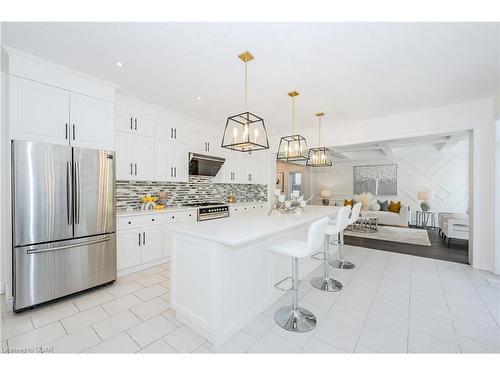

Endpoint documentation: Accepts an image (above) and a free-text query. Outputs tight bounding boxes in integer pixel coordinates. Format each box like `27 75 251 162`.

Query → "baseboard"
117 257 169 277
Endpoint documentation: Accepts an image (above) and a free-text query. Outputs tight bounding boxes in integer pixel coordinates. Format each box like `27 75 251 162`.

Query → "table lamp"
320 190 332 206
418 190 435 211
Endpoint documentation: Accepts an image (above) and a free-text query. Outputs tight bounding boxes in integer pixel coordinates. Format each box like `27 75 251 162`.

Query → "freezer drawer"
14 233 116 311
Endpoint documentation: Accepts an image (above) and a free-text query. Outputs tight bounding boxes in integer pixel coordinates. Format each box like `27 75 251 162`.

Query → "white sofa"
359 204 410 227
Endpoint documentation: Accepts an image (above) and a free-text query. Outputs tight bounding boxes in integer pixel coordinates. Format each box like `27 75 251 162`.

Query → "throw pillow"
378 200 389 211
344 199 354 207
369 202 381 211
389 201 401 213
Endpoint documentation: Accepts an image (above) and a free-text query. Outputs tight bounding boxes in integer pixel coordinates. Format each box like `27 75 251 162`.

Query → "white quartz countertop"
169 205 340 246
116 201 268 218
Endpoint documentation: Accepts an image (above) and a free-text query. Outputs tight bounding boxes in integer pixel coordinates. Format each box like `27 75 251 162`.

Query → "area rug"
344 226 431 246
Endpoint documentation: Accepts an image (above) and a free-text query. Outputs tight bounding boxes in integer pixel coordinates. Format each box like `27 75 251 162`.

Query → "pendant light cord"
318 115 321 146
292 96 295 134
244 59 248 112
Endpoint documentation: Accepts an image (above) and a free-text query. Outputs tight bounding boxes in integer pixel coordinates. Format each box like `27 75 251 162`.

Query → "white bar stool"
310 207 350 292
270 216 330 333
329 202 361 270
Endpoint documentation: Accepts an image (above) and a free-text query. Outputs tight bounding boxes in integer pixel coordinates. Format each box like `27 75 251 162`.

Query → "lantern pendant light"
306 112 332 167
276 91 309 162
221 51 270 152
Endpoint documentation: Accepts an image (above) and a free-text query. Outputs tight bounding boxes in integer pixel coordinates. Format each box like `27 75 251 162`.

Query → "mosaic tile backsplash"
116 176 268 210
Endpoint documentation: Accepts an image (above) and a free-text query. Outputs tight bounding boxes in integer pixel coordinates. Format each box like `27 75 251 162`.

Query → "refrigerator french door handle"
143 232 146 245
26 235 111 254
74 161 81 224
66 161 73 225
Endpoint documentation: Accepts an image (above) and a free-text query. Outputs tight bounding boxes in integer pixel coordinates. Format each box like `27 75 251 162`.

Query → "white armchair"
442 216 469 247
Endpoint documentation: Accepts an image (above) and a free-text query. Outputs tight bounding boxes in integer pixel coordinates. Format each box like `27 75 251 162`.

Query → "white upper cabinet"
115 131 134 180
115 131 155 181
133 135 155 181
154 138 188 182
154 138 172 181
9 76 70 146
69 92 113 150
188 130 221 156
7 50 116 150
115 110 155 137
156 120 186 143
172 142 189 182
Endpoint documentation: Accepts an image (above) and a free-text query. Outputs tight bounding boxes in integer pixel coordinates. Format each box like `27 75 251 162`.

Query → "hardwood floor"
344 227 469 264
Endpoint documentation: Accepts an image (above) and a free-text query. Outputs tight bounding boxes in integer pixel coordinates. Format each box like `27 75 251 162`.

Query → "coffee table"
353 216 379 232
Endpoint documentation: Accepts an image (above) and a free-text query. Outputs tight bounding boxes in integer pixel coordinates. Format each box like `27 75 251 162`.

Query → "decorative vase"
420 201 430 211
322 198 330 206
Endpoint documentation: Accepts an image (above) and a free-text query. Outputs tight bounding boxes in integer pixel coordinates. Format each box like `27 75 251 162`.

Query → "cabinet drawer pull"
174 128 177 139
72 124 76 141
138 233 141 246
130 117 133 129
151 218 155 222
130 163 133 175
135 163 137 176
65 123 68 139
135 118 137 130
171 128 173 138
171 216 175 219
128 221 131 224
143 232 146 245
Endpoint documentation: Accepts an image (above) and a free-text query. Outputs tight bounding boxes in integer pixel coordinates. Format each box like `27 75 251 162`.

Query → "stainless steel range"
183 202 229 221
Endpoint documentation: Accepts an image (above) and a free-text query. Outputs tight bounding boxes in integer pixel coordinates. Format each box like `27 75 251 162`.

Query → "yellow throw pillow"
389 201 401 213
344 199 354 207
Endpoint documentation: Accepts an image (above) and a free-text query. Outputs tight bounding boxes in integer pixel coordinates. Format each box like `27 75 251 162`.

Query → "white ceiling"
330 131 470 161
2 22 499 135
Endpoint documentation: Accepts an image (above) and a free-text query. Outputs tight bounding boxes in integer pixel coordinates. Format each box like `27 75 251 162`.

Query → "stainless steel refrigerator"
12 140 116 311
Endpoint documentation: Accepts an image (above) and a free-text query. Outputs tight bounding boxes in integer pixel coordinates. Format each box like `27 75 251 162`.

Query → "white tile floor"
2 245 500 353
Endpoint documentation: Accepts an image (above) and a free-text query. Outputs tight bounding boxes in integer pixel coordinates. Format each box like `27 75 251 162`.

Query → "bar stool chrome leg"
310 235 343 292
329 230 355 269
274 257 317 332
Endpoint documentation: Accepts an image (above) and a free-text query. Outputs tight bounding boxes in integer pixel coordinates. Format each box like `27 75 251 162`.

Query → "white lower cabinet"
117 227 142 270
140 224 163 263
117 210 196 275
117 222 163 272
230 203 267 215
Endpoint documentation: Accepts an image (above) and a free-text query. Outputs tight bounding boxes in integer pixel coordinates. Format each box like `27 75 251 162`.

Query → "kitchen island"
169 205 340 347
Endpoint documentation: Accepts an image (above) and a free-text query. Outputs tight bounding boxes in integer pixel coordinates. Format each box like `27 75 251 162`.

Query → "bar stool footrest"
274 276 301 292
310 251 327 261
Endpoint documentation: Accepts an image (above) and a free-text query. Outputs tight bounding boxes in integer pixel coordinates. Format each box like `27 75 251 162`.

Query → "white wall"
0 22 3 295
311 146 469 224
496 120 500 274
301 98 496 273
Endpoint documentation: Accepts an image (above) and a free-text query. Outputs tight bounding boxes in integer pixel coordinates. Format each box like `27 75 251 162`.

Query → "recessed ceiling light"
115 61 123 68
272 128 276 132
196 96 202 101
